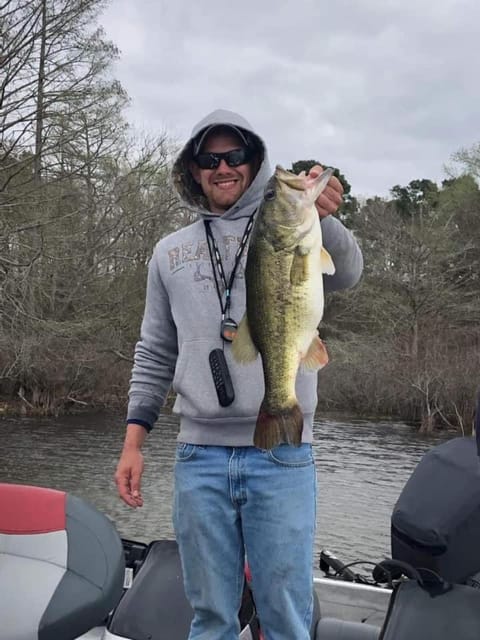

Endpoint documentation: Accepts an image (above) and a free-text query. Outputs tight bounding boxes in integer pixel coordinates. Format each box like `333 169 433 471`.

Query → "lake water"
0 412 451 566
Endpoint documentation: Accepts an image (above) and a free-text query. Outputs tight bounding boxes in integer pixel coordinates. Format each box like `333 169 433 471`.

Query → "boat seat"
109 540 194 640
109 539 259 640
0 483 125 640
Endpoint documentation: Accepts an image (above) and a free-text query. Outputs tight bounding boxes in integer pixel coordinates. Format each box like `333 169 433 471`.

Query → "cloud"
100 0 480 196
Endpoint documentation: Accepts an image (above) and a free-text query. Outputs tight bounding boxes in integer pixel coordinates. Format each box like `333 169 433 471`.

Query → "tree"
390 179 439 219
450 142 480 181
1 1 115 184
0 0 187 413
318 169 480 433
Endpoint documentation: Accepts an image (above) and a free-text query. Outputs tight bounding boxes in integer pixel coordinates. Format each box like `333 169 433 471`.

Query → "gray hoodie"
127 109 363 445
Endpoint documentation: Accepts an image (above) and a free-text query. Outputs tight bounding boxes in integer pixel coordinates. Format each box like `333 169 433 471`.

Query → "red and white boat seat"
0 483 125 640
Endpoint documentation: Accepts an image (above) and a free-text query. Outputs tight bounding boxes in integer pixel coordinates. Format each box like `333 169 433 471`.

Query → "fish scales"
246 244 317 406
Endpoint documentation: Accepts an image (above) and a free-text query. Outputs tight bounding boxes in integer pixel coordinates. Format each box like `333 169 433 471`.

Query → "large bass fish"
232 166 335 449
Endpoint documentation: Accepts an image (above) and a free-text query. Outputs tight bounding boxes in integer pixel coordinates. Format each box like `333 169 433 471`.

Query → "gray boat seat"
109 539 260 639
0 483 125 640
316 617 380 639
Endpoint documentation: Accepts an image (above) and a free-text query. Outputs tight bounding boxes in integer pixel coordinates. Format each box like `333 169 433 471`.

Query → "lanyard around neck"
204 210 256 322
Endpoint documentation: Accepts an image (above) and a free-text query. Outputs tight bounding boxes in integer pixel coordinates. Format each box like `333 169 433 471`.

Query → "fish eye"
264 188 276 201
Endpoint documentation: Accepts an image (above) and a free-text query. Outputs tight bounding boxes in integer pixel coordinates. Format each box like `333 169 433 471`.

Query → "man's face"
190 131 254 214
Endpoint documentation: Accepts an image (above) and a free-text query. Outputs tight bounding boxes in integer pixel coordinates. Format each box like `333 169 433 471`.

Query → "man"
115 109 363 640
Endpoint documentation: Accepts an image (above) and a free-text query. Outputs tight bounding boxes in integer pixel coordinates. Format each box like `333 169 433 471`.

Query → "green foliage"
390 179 440 218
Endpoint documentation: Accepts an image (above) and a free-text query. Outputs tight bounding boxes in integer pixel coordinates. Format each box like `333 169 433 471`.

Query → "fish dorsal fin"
231 314 258 363
321 247 335 275
300 334 329 371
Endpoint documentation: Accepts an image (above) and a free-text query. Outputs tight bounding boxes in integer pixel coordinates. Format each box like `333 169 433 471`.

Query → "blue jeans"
173 444 317 640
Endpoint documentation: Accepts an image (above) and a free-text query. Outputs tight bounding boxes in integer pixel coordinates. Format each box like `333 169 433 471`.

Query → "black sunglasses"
194 147 253 170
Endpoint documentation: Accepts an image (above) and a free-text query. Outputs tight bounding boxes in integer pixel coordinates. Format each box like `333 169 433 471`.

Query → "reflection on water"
0 412 451 564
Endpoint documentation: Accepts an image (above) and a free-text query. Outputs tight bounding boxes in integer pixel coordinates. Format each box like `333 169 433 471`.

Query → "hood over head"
172 109 272 218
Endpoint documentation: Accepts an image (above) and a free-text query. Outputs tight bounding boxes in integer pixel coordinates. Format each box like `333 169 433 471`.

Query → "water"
0 412 451 565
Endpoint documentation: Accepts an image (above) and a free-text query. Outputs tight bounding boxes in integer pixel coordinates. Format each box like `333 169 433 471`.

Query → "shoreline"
0 399 463 438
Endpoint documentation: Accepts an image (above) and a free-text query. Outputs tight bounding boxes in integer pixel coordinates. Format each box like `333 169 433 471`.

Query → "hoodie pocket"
172 339 264 420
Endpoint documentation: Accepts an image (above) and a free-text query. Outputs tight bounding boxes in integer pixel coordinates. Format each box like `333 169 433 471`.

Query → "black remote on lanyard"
209 349 235 407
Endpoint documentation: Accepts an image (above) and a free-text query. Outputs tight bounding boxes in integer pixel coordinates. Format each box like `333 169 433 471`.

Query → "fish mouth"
274 165 305 191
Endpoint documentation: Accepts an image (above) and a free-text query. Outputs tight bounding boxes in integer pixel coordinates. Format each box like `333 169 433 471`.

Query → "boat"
2 427 480 640
0 478 388 640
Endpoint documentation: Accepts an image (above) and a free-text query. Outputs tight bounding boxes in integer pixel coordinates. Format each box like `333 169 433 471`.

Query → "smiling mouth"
214 180 238 190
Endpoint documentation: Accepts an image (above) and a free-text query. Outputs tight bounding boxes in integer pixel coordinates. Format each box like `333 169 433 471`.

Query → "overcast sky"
100 0 479 197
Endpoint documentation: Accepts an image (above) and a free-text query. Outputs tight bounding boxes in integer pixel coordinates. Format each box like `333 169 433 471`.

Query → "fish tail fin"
254 402 304 449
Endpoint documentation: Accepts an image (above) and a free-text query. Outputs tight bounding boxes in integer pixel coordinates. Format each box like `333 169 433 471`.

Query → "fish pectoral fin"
290 252 308 285
321 247 335 275
231 315 259 363
300 334 329 371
